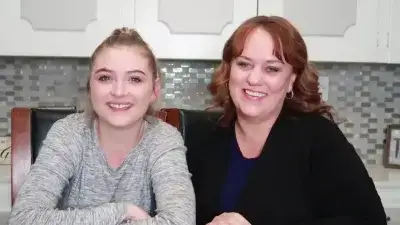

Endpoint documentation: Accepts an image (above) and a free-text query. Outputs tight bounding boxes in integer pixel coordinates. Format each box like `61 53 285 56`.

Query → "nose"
246 68 263 86
110 80 128 97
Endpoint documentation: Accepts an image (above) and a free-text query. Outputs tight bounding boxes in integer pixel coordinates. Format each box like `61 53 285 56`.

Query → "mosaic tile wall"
0 57 399 165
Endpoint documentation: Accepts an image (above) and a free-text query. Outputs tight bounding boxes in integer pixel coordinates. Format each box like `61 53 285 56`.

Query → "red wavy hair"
207 15 335 125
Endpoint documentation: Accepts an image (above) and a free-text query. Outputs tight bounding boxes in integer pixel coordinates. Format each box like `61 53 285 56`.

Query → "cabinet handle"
387 32 390 48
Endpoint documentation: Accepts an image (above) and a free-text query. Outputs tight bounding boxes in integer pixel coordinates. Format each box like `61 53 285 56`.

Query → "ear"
151 77 161 103
287 73 297 92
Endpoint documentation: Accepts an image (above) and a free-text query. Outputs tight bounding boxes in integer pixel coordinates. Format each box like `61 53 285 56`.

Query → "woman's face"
89 46 159 129
229 27 296 121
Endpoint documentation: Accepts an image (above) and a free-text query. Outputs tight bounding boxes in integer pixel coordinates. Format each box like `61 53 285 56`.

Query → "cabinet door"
387 0 400 63
258 0 383 63
135 0 257 60
0 0 135 57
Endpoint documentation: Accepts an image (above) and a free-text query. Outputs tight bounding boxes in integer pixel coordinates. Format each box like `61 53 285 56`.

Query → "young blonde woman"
9 28 195 225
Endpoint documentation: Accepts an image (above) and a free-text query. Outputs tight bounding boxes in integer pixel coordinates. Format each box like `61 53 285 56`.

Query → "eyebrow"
239 56 283 64
93 67 146 75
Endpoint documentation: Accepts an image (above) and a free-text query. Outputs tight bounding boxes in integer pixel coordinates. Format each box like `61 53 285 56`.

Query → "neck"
235 107 283 141
97 118 144 153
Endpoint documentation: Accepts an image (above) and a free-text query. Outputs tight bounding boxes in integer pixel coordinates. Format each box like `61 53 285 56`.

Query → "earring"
286 90 294 99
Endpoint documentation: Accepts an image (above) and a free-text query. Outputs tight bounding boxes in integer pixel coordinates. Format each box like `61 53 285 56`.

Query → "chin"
238 106 264 119
97 113 139 129
105 119 137 129
241 111 263 119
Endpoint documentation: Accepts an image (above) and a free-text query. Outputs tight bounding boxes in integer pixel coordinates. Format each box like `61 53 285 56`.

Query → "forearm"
148 149 196 225
10 172 128 225
123 214 192 225
9 145 128 224
9 202 127 225
120 189 195 225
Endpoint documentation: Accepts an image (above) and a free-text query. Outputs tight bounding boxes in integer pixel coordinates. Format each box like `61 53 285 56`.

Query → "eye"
265 66 280 73
129 76 141 83
236 61 252 69
98 75 111 82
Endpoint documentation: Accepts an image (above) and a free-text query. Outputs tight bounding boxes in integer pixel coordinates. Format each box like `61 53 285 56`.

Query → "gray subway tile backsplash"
0 57 399 165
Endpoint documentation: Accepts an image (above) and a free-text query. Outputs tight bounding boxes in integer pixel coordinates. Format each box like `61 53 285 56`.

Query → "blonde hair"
83 27 159 121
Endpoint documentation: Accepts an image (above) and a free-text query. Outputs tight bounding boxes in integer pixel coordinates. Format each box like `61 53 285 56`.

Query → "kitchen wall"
0 57 399 165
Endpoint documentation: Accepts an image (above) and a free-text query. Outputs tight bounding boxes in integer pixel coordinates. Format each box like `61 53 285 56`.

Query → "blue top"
219 139 257 212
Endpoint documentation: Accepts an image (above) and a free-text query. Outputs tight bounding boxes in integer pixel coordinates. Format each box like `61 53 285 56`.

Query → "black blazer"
187 108 387 225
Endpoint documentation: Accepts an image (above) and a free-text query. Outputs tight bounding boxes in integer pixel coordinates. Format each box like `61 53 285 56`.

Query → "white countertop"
366 165 400 187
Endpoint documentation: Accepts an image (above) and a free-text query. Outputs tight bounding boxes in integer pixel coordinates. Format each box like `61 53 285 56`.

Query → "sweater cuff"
113 202 128 224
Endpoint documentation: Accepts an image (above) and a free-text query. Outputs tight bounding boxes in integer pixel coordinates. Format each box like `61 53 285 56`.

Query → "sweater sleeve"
125 124 196 225
309 117 387 225
8 115 128 225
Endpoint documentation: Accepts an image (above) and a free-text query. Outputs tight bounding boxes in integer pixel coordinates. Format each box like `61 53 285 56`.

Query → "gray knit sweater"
8 113 196 225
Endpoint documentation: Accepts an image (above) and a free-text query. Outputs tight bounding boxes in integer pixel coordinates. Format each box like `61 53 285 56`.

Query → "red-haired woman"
187 16 387 225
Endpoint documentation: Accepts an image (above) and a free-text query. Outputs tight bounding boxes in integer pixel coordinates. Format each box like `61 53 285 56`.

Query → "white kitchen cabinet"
383 0 400 64
134 0 257 60
0 0 136 57
258 0 384 63
2 0 396 63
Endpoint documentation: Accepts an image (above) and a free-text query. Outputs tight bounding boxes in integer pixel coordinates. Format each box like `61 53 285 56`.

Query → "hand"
125 204 150 221
207 212 251 225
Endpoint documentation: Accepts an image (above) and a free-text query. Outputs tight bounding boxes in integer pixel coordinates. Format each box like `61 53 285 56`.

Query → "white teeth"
245 90 266 97
108 103 131 109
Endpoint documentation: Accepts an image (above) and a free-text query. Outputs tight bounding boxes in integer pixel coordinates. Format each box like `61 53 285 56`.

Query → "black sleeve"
309 117 387 225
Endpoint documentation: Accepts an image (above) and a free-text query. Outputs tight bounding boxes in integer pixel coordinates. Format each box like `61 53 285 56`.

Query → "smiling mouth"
243 89 267 99
107 103 133 111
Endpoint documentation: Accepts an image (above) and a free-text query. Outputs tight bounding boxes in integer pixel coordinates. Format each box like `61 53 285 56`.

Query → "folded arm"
9 118 128 225
125 147 196 225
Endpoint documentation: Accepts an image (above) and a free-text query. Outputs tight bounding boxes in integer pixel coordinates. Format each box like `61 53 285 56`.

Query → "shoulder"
275 110 348 152
35 113 88 167
303 113 343 138
185 121 233 165
49 112 89 136
148 119 184 146
287 111 354 155
279 111 360 171
43 112 89 149
283 110 340 136
142 118 185 160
